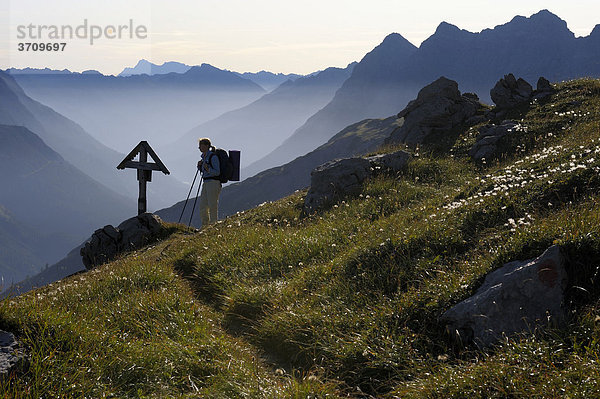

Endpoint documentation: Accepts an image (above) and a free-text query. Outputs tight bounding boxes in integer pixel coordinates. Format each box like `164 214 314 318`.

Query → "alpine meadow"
2 6 600 399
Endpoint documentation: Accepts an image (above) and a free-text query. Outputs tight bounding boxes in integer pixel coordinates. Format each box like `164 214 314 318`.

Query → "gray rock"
533 77 555 100
0 330 25 374
117 213 163 250
441 245 568 348
80 213 165 270
303 157 372 213
367 150 411 173
536 77 552 93
303 150 411 213
490 73 533 110
469 121 521 161
387 77 481 145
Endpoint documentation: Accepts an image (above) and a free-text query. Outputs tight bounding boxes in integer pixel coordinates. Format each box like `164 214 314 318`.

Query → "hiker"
197 137 222 226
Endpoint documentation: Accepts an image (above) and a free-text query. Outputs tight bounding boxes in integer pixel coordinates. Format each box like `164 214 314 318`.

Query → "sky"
1 0 599 76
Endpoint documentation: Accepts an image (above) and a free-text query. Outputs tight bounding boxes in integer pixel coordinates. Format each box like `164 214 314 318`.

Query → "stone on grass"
0 330 25 375
303 157 372 214
441 245 568 348
386 77 481 145
80 213 164 270
367 150 411 173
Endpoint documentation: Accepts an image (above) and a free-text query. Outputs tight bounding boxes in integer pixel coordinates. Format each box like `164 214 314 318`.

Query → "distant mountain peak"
380 32 417 48
119 60 192 77
530 9 564 22
362 32 417 62
491 9 573 38
435 21 461 33
5 67 72 75
134 59 151 67
198 63 219 71
431 21 474 39
522 9 569 30
419 21 474 49
183 64 220 76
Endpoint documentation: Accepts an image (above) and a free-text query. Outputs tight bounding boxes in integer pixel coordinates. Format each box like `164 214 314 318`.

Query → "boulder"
469 120 521 161
303 157 372 214
533 77 555 100
80 213 164 270
81 225 121 268
386 77 481 145
303 151 411 213
0 330 26 375
441 245 568 348
367 150 411 173
490 73 533 110
117 213 164 250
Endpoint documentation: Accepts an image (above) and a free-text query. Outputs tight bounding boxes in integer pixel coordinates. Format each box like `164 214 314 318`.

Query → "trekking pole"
188 175 203 227
178 168 199 224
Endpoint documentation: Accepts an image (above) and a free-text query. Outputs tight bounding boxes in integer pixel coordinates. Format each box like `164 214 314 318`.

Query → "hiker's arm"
204 154 220 177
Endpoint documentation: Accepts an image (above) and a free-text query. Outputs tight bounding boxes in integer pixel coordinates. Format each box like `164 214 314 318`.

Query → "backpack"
209 149 236 183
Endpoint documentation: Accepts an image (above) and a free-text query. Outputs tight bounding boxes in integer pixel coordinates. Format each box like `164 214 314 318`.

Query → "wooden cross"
117 141 170 215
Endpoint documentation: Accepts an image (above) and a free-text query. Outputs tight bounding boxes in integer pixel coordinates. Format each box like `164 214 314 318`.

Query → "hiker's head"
198 137 213 153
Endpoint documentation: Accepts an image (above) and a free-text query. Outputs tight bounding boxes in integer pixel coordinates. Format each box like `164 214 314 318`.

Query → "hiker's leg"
198 183 210 227
205 180 222 224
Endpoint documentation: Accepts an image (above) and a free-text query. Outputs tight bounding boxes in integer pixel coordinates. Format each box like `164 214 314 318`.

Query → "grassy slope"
2 79 600 397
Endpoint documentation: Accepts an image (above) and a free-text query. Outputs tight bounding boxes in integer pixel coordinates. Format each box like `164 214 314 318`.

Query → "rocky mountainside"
0 125 132 284
0 204 45 288
402 9 600 98
3 76 600 397
157 74 491 226
247 33 418 174
248 10 600 176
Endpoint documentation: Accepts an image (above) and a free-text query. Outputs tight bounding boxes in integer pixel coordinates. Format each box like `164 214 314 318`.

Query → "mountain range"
235 71 305 92
3 73 600 396
0 70 186 208
116 60 303 91
118 59 192 76
5 9 600 294
8 64 266 153
162 63 356 180
160 10 600 227
247 10 600 174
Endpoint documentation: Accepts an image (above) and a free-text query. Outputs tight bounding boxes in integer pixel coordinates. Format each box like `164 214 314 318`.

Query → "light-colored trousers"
199 179 222 226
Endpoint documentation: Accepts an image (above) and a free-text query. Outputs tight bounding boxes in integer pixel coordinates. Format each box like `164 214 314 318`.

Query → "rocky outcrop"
489 74 555 117
303 158 372 214
490 73 533 110
303 150 410 213
386 77 481 145
0 330 25 375
469 120 525 161
441 245 568 348
533 77 555 100
366 150 411 173
80 213 165 270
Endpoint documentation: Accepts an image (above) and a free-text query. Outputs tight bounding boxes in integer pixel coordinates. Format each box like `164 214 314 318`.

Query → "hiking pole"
188 175 203 227
178 168 199 224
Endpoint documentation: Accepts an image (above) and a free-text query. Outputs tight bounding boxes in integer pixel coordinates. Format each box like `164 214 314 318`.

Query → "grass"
2 78 600 397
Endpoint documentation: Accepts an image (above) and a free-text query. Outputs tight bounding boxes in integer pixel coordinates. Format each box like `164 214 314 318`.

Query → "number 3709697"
18 43 67 51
